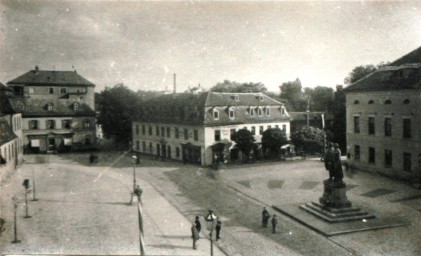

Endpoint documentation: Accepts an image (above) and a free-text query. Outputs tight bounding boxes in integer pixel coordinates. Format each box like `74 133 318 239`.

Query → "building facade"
344 46 421 181
132 92 291 165
7 66 96 153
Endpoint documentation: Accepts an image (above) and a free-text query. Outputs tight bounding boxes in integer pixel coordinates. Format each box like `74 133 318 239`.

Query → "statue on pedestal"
324 142 344 184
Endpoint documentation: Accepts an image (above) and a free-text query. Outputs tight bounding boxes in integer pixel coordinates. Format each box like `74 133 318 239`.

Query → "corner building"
132 92 291 166
344 46 421 180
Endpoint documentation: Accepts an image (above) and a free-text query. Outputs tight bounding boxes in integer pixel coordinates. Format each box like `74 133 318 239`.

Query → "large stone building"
344 46 421 181
6 66 96 153
132 91 291 165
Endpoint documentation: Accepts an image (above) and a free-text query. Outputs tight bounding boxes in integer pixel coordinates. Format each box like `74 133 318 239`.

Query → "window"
184 128 188 140
176 147 180 158
167 127 171 138
83 119 91 128
354 145 360 160
251 126 256 135
234 95 239 101
368 100 374 104
136 125 139 135
142 141 146 151
281 107 286 115
259 96 264 101
29 88 34 94
47 103 53 111
354 116 360 133
369 147 375 164
368 117 375 135
213 109 219 120
149 142 153 153
49 88 54 94
148 126 152 135
73 103 79 111
229 108 235 119
275 125 279 129
259 126 264 135
384 150 392 167
230 128 236 140
62 120 71 129
214 130 221 141
60 87 67 94
142 125 145 135
403 118 411 138
161 127 165 137
46 120 55 129
194 130 199 141
156 126 160 136
175 128 180 139
167 145 171 159
136 141 140 151
384 99 392 104
266 107 270 116
403 99 410 104
354 100 359 104
30 120 38 129
403 153 411 172
250 108 255 116
384 118 392 137
84 135 91 145
258 108 263 116
282 124 286 131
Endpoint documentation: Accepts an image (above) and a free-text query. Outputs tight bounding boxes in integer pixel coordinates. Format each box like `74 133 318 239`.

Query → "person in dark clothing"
191 223 199 250
262 207 270 227
271 215 278 234
195 216 201 238
215 220 222 240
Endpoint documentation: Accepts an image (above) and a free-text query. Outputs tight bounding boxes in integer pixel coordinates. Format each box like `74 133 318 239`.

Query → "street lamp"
205 209 217 256
31 167 38 201
132 155 137 192
134 185 145 255
11 196 20 243
22 179 31 218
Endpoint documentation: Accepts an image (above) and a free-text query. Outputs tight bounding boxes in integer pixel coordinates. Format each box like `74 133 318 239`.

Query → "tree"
279 78 307 111
291 126 325 155
344 62 389 85
261 128 288 158
304 86 334 112
325 85 346 153
97 84 140 146
232 128 256 162
211 80 267 93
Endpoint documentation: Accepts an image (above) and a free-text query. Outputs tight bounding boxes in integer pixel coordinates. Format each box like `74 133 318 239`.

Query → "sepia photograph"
0 0 420 255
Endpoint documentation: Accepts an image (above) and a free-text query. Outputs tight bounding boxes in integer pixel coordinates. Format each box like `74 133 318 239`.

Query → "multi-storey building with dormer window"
132 91 291 165
6 66 96 153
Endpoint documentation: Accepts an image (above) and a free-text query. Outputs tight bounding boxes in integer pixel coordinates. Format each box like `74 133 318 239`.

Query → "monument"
299 143 375 223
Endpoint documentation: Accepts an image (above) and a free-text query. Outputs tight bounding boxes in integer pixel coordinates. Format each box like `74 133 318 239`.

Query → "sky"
0 0 420 93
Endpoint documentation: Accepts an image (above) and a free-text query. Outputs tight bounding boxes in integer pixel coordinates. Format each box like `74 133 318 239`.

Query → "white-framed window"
234 95 239 101
73 103 79 111
49 88 54 94
281 107 286 115
213 109 219 120
266 107 270 116
258 107 263 116
28 88 34 94
83 119 91 128
47 103 53 111
60 87 67 94
229 107 235 119
250 107 255 116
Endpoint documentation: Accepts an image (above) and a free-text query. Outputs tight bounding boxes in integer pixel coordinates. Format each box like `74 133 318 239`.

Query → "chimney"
173 73 176 94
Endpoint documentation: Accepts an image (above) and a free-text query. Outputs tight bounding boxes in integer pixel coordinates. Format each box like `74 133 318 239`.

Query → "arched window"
403 99 410 104
384 99 392 104
368 100 374 104
353 100 359 104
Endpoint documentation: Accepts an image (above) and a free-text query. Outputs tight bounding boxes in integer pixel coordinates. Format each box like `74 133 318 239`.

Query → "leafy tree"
291 125 325 154
232 128 256 162
211 80 267 93
324 85 346 152
304 86 334 112
97 84 140 145
262 128 288 158
279 78 307 111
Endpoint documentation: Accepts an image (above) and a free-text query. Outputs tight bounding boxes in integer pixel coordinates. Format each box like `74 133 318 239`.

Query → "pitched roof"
9 98 96 117
289 112 326 121
7 69 95 87
0 90 17 116
0 118 17 146
0 82 13 92
391 46 421 66
205 92 283 107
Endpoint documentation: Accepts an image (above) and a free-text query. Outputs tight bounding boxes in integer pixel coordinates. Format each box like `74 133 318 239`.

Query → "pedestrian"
191 223 199 250
262 207 270 228
195 216 201 238
271 215 278 234
215 220 222 240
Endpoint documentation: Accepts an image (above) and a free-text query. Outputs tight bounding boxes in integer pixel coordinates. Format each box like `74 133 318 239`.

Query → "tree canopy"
261 128 288 158
279 78 307 111
344 62 389 85
232 128 256 161
211 80 267 93
291 125 325 154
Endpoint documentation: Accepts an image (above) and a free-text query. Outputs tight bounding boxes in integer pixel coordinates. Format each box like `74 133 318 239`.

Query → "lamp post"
22 179 31 218
134 185 145 255
11 196 20 243
31 167 38 201
205 210 217 256
132 155 137 192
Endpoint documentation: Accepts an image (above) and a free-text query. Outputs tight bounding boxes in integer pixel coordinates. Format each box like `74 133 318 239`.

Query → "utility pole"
22 179 31 218
12 196 20 243
134 186 145 255
31 168 38 201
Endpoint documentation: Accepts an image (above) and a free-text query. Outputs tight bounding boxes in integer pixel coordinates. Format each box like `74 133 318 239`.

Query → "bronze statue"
324 142 344 183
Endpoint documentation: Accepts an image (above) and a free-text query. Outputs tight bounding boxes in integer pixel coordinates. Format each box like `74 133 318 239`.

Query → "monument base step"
299 202 375 223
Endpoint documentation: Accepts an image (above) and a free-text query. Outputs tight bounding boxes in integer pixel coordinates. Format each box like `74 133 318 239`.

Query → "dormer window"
250 107 255 116
281 106 286 115
213 109 219 120
384 99 392 105
73 103 79 111
266 107 270 116
229 107 235 119
234 95 239 101
259 96 264 101
47 103 53 111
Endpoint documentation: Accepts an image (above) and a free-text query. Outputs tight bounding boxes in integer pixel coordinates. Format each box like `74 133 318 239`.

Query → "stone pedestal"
319 179 351 208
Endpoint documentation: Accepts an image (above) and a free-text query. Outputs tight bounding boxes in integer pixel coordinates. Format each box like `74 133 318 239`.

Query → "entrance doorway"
48 137 55 151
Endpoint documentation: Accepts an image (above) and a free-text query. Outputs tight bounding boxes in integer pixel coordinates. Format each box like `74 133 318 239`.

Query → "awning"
281 144 292 149
31 139 40 147
64 138 72 145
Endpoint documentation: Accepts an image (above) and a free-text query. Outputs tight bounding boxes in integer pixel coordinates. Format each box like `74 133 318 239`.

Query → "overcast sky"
0 0 420 93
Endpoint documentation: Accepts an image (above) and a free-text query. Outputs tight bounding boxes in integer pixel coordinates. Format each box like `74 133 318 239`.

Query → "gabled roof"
7 69 95 87
0 118 17 146
9 98 96 117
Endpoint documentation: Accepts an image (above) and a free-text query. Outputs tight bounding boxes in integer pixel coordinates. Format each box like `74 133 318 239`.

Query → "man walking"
262 207 270 228
271 215 278 234
195 216 201 238
191 223 199 250
215 220 222 240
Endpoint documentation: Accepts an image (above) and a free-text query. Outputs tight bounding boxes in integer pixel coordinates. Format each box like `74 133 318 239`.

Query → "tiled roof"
391 46 421 66
7 69 95 87
205 92 283 107
9 98 96 117
0 119 17 146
